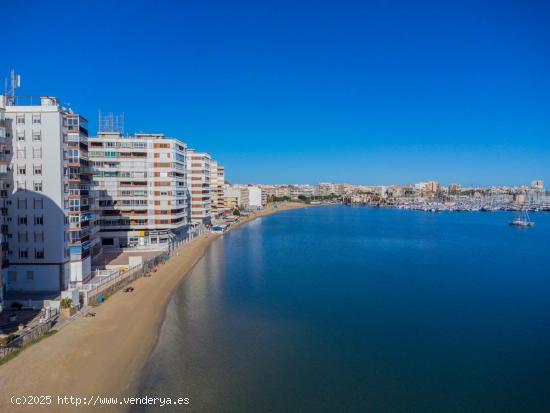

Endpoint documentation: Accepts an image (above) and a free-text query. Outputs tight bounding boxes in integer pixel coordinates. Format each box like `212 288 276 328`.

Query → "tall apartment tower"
65 113 101 285
186 149 212 224
89 132 189 249
210 160 219 218
210 160 225 218
216 164 225 213
0 98 7 309
1 95 98 293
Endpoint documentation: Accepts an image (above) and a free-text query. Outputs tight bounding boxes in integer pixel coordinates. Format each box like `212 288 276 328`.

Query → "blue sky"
3 0 549 186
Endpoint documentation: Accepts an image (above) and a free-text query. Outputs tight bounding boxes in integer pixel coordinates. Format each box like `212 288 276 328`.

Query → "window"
35 250 44 259
34 165 42 175
34 231 44 242
34 216 44 225
18 216 27 225
70 231 80 243
33 148 42 158
17 149 26 159
66 149 78 163
32 131 41 141
32 114 41 124
33 199 43 209
8 271 17 282
17 131 25 141
18 166 26 175
19 249 28 258
34 182 42 192
18 232 28 242
16 114 25 124
17 199 27 208
69 199 80 212
26 271 34 281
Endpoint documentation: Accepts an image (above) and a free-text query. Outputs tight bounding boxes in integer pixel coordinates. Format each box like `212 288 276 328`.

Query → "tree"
60 298 72 309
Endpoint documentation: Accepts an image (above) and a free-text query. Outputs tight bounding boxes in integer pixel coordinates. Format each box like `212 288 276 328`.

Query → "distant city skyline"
3 0 549 186
234 180 546 189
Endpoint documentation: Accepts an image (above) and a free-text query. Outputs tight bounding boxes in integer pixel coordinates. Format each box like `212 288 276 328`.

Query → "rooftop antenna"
9 69 21 105
98 110 125 135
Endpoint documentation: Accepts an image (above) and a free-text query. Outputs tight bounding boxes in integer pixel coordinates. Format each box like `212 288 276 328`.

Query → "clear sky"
3 0 549 186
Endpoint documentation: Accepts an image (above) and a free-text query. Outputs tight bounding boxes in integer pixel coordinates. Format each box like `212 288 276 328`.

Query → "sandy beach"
0 203 309 412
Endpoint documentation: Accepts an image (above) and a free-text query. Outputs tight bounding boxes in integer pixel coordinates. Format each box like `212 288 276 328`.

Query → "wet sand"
0 203 309 412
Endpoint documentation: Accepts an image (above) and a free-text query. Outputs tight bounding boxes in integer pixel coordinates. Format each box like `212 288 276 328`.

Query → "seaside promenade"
0 203 309 413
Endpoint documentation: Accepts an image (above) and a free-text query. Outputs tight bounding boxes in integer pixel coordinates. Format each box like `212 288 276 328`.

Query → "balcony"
66 125 89 137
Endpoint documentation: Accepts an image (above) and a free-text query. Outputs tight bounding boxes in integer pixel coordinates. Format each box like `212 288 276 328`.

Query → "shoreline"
0 202 311 413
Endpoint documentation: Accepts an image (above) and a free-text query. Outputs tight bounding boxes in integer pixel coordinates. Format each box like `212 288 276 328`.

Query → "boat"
509 210 534 227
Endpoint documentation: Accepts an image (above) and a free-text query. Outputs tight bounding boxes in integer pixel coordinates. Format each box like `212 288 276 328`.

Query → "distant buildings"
448 183 461 194
223 185 240 210
315 183 335 196
531 180 544 192
425 181 440 195
274 185 291 198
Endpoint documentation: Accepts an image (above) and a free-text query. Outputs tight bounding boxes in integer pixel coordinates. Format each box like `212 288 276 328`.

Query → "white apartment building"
247 186 265 209
0 98 6 309
186 149 212 224
90 132 189 250
1 96 98 293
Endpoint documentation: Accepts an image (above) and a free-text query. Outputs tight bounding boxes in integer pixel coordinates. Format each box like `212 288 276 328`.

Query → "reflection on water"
137 207 550 413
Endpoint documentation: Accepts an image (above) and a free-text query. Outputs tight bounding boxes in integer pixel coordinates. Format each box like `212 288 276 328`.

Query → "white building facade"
0 98 6 308
247 186 265 209
1 96 97 293
90 132 189 250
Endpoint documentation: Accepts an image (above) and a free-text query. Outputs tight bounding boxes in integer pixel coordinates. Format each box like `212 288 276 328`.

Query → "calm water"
138 207 550 412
